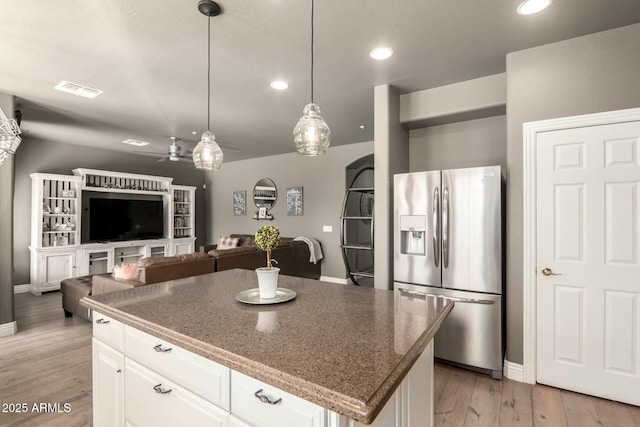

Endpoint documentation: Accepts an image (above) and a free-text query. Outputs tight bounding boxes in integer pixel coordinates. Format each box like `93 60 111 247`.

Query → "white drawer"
231 371 325 427
124 325 230 410
92 312 124 352
228 414 253 427
125 359 228 427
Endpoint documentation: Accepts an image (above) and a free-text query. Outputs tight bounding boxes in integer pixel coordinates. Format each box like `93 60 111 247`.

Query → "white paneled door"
536 121 640 405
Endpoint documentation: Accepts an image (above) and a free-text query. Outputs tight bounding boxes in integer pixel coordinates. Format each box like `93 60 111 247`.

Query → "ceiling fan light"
517 0 552 15
293 103 331 156
192 130 224 170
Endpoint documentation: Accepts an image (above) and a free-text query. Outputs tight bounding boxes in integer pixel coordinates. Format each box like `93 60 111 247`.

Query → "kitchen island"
81 269 453 426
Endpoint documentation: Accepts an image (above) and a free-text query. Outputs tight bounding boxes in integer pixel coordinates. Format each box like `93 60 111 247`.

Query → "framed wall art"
232 190 246 216
286 186 303 216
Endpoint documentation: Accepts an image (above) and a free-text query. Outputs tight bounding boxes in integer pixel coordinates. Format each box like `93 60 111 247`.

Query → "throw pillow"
112 263 138 280
218 236 240 250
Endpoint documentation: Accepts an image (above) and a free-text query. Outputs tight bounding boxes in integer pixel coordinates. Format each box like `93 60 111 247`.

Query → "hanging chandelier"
293 0 331 156
192 0 224 171
0 108 22 166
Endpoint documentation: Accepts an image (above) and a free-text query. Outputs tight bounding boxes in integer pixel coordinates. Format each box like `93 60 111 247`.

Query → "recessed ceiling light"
369 47 393 60
54 80 103 99
517 0 552 15
359 125 366 130
121 139 150 147
270 81 288 90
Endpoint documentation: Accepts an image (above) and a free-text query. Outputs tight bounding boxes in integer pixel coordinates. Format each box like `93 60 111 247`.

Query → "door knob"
541 268 561 276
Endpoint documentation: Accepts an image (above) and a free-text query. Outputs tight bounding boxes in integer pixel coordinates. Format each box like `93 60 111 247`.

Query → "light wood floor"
1 292 639 427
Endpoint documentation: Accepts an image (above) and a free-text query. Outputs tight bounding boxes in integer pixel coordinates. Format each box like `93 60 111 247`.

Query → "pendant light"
293 0 331 156
192 0 224 171
0 108 21 166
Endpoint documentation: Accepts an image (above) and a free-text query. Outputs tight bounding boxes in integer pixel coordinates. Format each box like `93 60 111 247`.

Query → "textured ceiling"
2 0 640 163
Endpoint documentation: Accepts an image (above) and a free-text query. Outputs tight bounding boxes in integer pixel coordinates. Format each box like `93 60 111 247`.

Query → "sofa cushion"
137 256 181 267
218 236 240 249
230 234 256 247
179 252 211 261
208 246 256 257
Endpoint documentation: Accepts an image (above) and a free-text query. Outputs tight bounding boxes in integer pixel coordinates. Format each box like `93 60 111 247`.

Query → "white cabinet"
172 186 195 239
172 240 195 256
29 173 80 294
30 173 81 248
29 170 198 291
91 313 435 427
231 371 326 427
147 243 167 258
229 415 253 427
92 338 124 427
93 312 125 352
78 247 112 276
124 326 230 410
92 311 230 427
125 359 228 427
29 249 77 294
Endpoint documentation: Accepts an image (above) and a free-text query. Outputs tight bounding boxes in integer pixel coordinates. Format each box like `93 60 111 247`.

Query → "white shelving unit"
29 170 196 294
172 185 195 239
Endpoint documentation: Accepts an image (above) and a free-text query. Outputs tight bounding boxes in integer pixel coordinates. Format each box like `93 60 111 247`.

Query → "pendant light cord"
310 0 314 104
207 16 212 131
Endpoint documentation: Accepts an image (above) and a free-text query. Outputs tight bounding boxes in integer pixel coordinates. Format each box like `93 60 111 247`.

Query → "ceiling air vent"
54 80 103 99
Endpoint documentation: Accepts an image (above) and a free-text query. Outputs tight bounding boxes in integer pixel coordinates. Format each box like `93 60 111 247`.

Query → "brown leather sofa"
61 252 215 320
62 235 321 320
200 234 321 279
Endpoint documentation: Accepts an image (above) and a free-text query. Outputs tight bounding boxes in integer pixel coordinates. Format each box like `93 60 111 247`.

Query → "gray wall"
409 115 506 172
13 138 206 285
205 141 374 279
506 23 640 364
374 85 409 289
0 94 16 326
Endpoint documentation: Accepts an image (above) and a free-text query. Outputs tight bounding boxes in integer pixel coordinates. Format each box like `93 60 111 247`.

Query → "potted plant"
254 225 281 298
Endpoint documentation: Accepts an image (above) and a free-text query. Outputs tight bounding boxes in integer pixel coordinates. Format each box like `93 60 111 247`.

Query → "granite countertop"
81 269 453 424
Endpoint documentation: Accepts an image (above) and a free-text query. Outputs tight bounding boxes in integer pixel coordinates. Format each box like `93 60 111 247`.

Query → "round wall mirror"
253 178 277 210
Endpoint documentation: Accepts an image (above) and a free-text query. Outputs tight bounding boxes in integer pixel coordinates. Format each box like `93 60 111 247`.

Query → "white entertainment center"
29 168 196 295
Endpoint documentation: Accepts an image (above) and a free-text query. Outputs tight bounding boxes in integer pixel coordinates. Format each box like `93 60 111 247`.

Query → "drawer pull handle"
153 384 172 394
153 344 172 353
96 318 110 324
254 389 282 405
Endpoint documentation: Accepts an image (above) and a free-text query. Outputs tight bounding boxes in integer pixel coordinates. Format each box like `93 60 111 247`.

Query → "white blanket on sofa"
294 236 324 264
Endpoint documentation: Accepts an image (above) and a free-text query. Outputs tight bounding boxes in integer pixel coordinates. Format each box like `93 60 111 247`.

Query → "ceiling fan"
156 137 193 163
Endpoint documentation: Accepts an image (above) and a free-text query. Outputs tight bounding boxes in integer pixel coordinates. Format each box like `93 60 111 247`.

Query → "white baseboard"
13 284 30 294
0 321 17 337
319 276 349 285
503 360 524 382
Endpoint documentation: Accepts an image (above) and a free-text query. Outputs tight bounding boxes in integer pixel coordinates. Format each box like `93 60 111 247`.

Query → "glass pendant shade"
0 108 22 166
192 130 223 171
293 103 331 156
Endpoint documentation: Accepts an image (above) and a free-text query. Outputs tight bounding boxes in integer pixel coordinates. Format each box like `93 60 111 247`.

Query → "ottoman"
60 275 93 321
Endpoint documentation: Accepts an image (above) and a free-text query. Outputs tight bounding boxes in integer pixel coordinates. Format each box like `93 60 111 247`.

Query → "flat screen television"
83 196 164 243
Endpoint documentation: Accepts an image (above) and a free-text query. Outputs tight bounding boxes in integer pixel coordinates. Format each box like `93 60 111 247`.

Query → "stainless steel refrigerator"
393 166 504 379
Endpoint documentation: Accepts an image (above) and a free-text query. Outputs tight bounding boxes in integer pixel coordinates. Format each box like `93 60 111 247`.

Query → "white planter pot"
255 267 280 299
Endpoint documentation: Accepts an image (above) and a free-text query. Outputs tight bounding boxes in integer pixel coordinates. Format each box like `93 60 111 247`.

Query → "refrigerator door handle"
443 187 450 268
398 288 495 305
433 187 440 267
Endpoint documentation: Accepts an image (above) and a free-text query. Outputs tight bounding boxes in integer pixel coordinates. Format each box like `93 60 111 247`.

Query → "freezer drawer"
394 283 503 379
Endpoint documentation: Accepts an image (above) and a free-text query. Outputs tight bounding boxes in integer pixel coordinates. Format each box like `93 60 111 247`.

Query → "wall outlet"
323 225 333 232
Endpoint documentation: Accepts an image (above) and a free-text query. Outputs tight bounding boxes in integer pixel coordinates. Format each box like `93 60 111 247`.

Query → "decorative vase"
255 267 280 299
